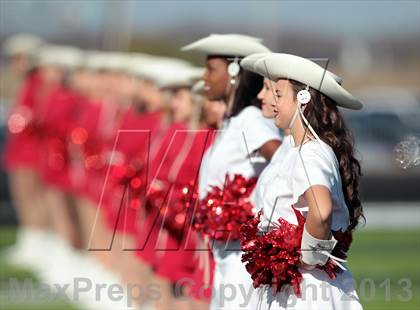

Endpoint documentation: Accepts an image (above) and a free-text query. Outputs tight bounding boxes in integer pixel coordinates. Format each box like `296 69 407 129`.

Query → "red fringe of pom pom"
240 208 352 297
193 174 257 241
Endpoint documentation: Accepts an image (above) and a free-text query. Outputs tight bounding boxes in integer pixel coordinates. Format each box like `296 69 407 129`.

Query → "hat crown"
131 57 197 88
208 33 263 43
36 44 83 68
2 33 44 56
181 33 270 57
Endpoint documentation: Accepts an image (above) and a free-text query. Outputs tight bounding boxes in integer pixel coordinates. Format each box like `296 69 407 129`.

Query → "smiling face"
271 79 298 129
257 78 277 118
202 57 230 101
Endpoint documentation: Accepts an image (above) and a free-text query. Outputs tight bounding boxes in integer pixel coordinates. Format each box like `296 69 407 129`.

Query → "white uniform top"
271 134 292 163
249 138 362 309
197 106 281 310
252 134 292 210
198 105 281 200
258 136 350 233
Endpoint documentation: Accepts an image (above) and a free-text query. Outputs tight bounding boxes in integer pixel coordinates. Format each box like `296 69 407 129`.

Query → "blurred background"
0 1 419 310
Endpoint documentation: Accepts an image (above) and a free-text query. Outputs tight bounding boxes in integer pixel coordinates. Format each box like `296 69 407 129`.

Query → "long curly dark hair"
290 80 364 230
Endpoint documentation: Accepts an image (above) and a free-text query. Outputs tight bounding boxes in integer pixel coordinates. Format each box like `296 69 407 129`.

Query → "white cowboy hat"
36 44 83 69
240 53 345 86
242 53 362 110
2 33 44 56
131 57 194 88
159 66 204 89
239 52 271 70
101 52 132 72
181 33 270 58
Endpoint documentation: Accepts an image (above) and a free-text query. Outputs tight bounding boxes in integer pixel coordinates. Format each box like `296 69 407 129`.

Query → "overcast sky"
1 0 419 40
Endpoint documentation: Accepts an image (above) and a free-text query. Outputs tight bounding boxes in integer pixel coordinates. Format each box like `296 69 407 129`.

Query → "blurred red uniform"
69 99 119 206
136 123 216 299
38 85 82 191
3 71 44 171
103 109 166 236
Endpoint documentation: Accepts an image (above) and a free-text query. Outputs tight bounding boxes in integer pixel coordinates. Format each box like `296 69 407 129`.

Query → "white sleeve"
240 106 282 154
291 147 337 204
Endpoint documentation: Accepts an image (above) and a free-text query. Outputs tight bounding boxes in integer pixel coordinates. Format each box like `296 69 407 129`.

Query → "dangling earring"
225 58 241 118
228 58 240 85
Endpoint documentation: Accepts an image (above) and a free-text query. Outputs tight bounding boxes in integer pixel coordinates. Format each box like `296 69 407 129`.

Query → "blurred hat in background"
35 44 83 69
2 33 45 57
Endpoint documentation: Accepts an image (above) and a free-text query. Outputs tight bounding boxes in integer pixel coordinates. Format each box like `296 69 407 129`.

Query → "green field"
348 228 420 310
0 227 419 309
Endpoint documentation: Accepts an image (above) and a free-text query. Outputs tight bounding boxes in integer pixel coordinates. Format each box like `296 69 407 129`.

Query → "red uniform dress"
3 71 43 171
103 109 166 236
38 85 81 191
136 123 217 291
69 100 119 206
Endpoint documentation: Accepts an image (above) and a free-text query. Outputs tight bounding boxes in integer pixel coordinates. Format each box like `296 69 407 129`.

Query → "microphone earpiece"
296 88 311 105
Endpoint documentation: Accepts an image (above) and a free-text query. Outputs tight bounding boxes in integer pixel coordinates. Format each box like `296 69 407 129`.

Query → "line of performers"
2 33 364 309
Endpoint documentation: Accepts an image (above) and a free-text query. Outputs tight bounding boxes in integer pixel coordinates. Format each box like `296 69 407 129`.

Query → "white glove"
301 224 338 266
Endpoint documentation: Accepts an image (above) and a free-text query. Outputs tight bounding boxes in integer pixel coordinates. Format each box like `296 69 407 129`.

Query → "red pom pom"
240 207 352 296
110 158 146 209
193 174 257 241
146 181 198 236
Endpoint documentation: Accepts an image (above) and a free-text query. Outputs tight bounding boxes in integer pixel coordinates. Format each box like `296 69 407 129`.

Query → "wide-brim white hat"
240 53 344 86
83 51 105 70
128 53 157 71
35 44 83 69
2 33 45 56
241 53 362 110
239 52 271 70
181 33 270 58
131 57 194 88
160 66 204 89
101 52 132 72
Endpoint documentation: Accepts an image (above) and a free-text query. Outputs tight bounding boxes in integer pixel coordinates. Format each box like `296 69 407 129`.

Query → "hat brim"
248 53 362 110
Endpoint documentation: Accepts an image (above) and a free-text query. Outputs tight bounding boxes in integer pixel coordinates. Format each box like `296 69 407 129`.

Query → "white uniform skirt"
253 267 363 310
210 240 259 309
210 240 362 310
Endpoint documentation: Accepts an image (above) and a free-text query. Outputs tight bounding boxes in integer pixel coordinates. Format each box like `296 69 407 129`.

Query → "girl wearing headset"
182 34 282 309
239 53 363 309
